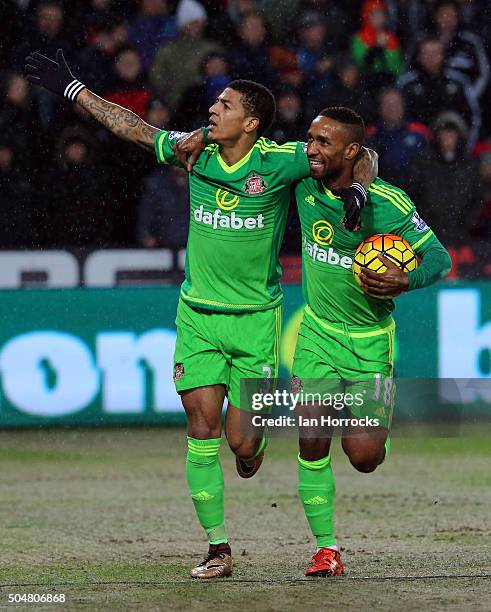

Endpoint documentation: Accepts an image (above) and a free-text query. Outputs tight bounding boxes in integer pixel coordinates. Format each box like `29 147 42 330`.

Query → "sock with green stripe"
186 437 227 545
298 454 336 549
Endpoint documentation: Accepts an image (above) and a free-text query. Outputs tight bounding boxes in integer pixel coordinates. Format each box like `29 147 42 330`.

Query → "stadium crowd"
1 0 491 266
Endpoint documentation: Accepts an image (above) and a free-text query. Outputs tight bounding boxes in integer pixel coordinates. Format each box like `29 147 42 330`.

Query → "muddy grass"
0 427 489 611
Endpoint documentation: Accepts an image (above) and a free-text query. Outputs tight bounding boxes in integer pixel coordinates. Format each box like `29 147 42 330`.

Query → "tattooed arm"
353 147 378 190
24 51 160 151
77 90 159 151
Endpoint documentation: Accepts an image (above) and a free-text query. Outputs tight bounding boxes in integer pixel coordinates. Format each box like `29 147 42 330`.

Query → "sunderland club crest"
243 173 268 194
174 363 185 382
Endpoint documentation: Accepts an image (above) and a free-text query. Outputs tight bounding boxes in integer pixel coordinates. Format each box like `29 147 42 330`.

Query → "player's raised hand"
25 49 85 102
359 255 409 297
175 128 207 172
332 182 367 232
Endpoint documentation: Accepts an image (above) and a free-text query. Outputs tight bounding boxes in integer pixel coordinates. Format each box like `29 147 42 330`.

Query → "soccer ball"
352 233 418 298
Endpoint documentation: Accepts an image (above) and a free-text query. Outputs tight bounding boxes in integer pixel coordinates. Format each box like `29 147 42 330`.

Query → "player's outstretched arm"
25 49 158 151
76 89 158 150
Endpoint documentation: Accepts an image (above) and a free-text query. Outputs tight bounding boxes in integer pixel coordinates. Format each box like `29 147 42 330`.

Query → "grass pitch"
0 425 489 611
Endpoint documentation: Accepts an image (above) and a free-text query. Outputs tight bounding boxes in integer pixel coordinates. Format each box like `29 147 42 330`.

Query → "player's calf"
227 435 259 459
226 406 268 478
341 423 388 473
228 434 267 478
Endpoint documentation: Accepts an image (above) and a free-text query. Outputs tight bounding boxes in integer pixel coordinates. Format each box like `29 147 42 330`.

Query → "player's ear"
244 116 260 135
345 142 361 160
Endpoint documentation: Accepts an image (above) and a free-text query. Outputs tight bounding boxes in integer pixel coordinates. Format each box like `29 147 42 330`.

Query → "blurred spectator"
300 0 357 30
228 13 277 88
295 11 335 97
315 57 376 125
298 1 351 48
46 126 114 246
270 86 305 143
128 0 178 71
398 37 481 147
137 165 189 248
19 1 72 131
0 141 36 248
73 21 120 93
5 0 490 256
269 45 303 89
351 0 404 88
367 87 429 186
0 73 40 172
431 0 489 98
385 0 429 49
105 46 152 117
206 0 257 47
173 53 230 131
146 98 171 129
150 0 222 113
408 111 483 246
82 0 115 27
80 0 136 36
78 0 116 45
259 0 298 43
17 1 70 64
202 54 231 108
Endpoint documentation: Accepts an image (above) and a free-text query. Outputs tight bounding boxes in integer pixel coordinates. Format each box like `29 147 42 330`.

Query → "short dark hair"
228 79 276 137
318 106 365 145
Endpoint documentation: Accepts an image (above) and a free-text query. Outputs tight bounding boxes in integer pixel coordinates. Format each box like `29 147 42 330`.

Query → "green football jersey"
295 177 437 326
155 131 310 312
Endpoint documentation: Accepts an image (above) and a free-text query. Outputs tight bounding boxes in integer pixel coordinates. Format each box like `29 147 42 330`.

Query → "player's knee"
185 410 221 440
187 415 221 440
348 450 381 473
188 426 221 440
352 459 378 473
298 438 329 462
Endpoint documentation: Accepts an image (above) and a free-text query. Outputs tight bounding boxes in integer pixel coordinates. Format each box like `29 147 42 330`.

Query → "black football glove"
25 49 85 102
332 182 367 232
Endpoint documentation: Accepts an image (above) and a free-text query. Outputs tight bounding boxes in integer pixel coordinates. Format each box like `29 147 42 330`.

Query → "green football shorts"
173 299 282 408
292 306 395 429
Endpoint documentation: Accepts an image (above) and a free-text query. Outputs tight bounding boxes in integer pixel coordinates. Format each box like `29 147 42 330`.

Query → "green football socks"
384 435 391 461
298 454 336 549
186 437 227 545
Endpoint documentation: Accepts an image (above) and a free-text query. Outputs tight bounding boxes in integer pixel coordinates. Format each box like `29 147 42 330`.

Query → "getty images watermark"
249 389 381 429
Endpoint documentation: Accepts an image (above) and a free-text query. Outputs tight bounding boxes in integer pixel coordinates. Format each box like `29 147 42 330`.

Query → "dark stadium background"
1 0 490 274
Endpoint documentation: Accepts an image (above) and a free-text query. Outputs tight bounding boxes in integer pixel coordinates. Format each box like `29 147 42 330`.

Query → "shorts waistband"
304 305 395 338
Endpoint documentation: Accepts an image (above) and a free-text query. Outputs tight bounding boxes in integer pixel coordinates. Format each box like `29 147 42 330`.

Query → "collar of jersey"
216 146 255 173
321 184 342 200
